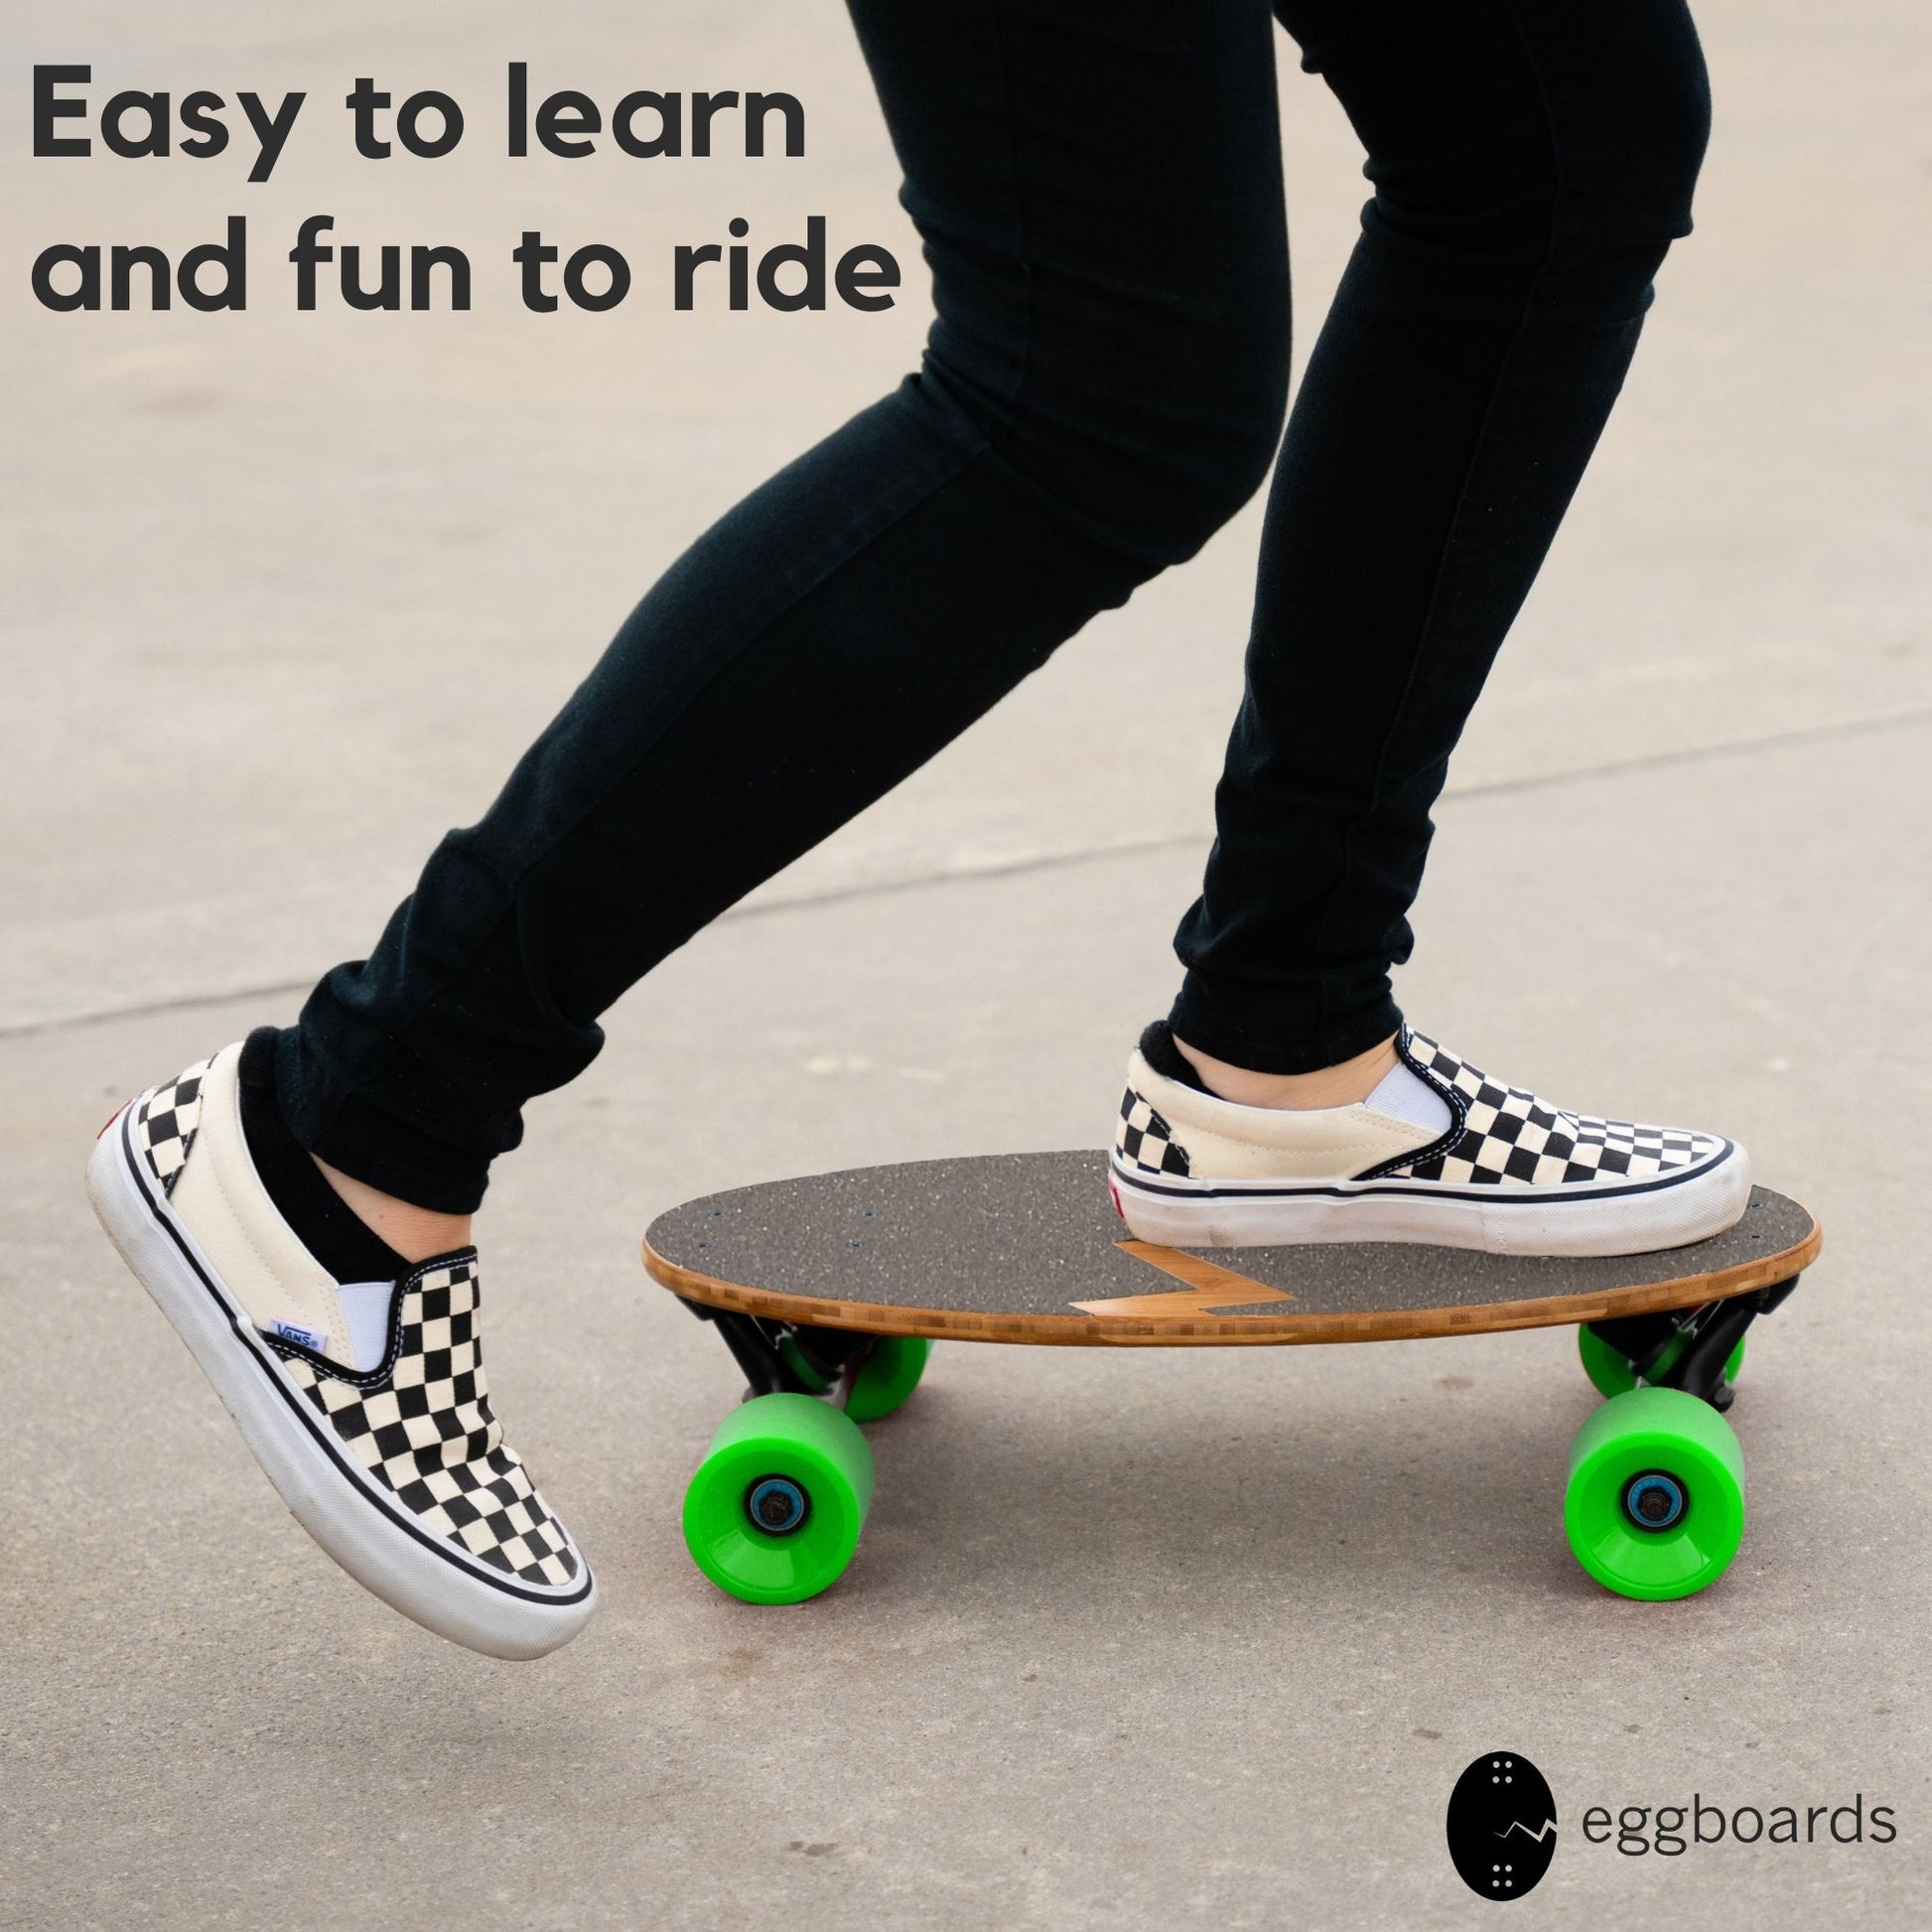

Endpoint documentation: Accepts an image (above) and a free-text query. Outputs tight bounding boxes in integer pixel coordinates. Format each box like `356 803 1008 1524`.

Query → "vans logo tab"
268 1318 330 1354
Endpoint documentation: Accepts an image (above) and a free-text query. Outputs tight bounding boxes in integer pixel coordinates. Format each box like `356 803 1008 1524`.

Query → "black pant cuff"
273 1028 493 1216
1166 978 1402 1077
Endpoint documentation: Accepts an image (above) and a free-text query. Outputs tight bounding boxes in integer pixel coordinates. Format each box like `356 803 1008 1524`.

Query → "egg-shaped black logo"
1446 1751 1557 1900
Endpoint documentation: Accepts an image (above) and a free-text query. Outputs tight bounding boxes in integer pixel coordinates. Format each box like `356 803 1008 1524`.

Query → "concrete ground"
3 1 1928 1925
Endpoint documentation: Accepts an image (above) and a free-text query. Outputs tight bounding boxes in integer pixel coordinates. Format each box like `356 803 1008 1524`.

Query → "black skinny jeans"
280 0 1711 1212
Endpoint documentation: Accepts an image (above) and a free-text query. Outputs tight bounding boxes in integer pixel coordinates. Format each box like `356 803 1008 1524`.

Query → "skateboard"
643 1152 1820 1607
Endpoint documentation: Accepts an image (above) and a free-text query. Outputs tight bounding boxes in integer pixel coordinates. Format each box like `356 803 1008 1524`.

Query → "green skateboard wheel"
1564 1386 1745 1601
682 1393 876 1604
1577 1324 1745 1398
843 1335 933 1424
1578 1323 1640 1398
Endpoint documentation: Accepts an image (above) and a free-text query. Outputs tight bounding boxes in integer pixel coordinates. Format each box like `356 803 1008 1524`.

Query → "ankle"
312 1156 473 1264
1172 1034 1401 1111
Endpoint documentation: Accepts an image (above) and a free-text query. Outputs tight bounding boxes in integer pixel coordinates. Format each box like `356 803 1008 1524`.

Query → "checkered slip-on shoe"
1109 1027 1750 1256
86 1039 595 1659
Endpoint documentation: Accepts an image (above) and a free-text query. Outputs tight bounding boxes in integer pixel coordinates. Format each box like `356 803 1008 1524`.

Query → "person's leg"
1107 0 1740 1254
1169 0 1713 1081
279 0 1292 1216
91 0 1293 1660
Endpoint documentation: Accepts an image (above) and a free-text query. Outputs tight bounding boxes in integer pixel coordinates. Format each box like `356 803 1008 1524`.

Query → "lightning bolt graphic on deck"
1495 1820 1558 1843
1069 1243 1296 1319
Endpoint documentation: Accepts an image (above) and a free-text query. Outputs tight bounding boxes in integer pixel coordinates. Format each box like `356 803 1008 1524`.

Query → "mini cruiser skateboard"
643 1152 1819 1606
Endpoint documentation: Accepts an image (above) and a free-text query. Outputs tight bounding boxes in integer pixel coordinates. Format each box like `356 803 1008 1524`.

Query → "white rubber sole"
1109 1143 1752 1256
86 1100 595 1660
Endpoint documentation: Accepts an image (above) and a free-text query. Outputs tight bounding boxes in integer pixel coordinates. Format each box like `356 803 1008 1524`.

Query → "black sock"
237 1028 415 1283
1138 1019 1211 1093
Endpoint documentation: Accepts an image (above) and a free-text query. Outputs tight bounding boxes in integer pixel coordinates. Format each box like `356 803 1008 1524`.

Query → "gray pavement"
3 1 1929 1926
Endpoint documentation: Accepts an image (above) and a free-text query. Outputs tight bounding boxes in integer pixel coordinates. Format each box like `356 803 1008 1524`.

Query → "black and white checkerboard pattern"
1393 1034 1721 1188
274 1259 579 1588
1115 1086 1192 1177
135 1058 213 1197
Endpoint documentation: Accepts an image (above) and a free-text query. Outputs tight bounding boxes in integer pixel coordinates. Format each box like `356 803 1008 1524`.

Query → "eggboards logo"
1447 1751 1558 1899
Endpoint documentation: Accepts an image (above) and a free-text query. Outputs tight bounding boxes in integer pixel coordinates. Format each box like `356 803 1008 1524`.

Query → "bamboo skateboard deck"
643 1151 1818 1344
642 1153 1820 1610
